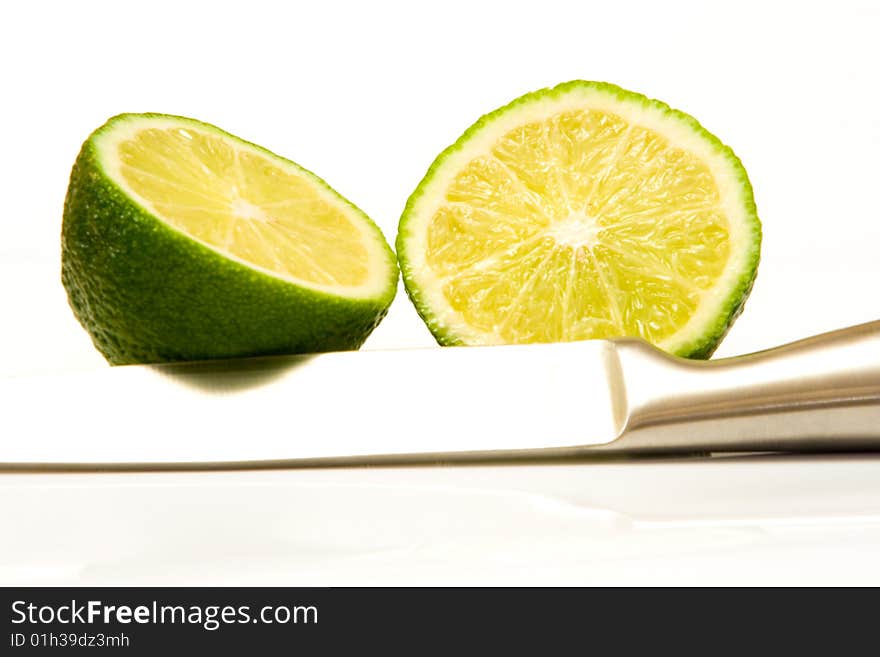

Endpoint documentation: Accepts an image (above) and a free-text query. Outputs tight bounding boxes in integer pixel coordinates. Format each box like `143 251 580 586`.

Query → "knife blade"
4 320 880 467
1 340 624 465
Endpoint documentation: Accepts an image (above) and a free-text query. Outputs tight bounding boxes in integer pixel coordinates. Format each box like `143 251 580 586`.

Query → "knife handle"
610 320 880 453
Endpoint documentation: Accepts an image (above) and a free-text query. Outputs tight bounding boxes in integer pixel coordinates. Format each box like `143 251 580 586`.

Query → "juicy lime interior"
109 122 372 289
423 109 733 345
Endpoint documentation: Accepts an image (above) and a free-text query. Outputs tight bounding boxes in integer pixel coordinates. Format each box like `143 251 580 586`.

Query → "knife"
3 321 880 468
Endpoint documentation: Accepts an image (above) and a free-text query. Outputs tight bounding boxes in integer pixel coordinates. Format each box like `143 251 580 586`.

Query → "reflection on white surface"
4 453 880 585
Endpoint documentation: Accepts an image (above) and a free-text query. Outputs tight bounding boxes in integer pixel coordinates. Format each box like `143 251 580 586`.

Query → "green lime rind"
396 80 761 359
62 113 398 365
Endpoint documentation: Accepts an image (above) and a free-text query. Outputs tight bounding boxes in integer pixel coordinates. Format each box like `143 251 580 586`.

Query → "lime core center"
546 214 600 249
230 198 268 222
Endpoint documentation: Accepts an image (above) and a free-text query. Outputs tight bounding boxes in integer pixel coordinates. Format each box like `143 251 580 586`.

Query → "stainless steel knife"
3 321 880 468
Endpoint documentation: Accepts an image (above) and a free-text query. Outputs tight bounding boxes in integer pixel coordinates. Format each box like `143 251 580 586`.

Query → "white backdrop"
2 0 879 374
3 1 880 586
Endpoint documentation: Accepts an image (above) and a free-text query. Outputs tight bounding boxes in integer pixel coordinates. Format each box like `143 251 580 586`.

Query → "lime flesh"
397 81 761 358
62 113 397 364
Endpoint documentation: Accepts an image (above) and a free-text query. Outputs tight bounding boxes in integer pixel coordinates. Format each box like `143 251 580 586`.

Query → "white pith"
402 87 756 352
546 214 601 249
229 198 268 223
94 115 393 300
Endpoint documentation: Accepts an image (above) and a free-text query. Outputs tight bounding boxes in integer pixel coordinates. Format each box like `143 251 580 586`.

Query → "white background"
2 0 880 585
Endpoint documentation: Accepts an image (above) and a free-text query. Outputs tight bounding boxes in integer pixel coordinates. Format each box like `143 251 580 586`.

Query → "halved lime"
397 81 761 358
62 113 397 364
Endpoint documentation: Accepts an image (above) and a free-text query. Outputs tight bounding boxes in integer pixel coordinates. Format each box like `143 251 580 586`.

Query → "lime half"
397 81 761 358
63 113 397 364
